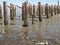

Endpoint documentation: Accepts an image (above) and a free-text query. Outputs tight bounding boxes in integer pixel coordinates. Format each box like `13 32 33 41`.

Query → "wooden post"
38 2 42 22
54 5 57 15
14 6 16 17
3 1 8 25
10 3 15 20
0 4 2 19
23 2 28 27
45 3 49 18
22 3 25 20
32 5 35 24
42 5 43 16
28 3 32 16
49 5 51 15
51 5 53 16
59 6 60 14
33 5 35 17
10 3 13 19
57 5 59 14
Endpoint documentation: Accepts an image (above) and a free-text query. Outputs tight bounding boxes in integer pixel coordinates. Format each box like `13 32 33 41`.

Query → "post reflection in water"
22 27 29 39
0 15 60 45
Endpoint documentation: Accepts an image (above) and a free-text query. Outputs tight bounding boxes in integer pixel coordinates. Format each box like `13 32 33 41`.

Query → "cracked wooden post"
3 1 8 25
10 3 15 20
45 3 49 18
38 2 42 22
51 5 53 16
23 2 28 27
0 4 2 19
54 5 57 15
32 5 35 24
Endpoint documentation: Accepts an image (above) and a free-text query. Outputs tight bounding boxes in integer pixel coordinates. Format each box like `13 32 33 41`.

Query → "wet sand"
0 14 60 45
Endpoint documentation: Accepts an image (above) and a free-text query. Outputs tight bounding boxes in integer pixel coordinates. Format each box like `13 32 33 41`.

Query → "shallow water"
0 14 60 45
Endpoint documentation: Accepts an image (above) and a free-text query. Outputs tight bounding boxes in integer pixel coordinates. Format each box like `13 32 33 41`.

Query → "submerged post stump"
38 2 42 22
23 2 28 27
10 3 15 20
45 3 49 18
3 1 8 25
0 4 2 19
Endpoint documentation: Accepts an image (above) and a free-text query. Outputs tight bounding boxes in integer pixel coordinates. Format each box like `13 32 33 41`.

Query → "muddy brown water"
0 14 60 45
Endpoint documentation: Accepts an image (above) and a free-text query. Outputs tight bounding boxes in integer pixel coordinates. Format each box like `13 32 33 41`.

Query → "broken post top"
38 2 42 9
10 3 14 8
10 3 15 7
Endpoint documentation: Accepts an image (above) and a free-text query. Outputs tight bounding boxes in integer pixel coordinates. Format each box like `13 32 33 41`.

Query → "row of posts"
0 1 60 27
22 2 60 27
0 1 16 25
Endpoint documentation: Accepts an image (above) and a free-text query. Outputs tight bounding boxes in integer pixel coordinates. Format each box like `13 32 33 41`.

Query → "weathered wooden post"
51 5 53 16
59 6 60 14
30 5 32 16
14 6 16 17
57 5 59 14
10 3 13 19
22 3 24 20
28 3 32 16
56 6 57 14
54 5 57 15
57 0 59 14
49 5 51 15
33 5 35 17
42 5 43 16
3 1 8 25
32 5 35 24
45 3 49 18
10 3 15 20
38 2 42 22
57 6 58 14
0 4 2 19
23 2 28 27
